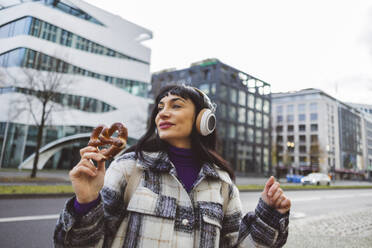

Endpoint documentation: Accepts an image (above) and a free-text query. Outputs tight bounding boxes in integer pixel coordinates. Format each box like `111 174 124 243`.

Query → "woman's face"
155 94 196 149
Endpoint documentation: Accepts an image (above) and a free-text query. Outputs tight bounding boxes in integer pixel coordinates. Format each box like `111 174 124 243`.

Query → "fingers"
80 146 99 157
263 176 275 194
70 160 97 178
82 152 106 163
268 181 280 197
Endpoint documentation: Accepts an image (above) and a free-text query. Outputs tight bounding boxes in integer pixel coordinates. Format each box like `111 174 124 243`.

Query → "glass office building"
151 59 272 176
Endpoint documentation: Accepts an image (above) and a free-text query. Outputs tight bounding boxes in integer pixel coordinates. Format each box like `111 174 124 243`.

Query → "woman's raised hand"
69 146 106 203
261 176 291 214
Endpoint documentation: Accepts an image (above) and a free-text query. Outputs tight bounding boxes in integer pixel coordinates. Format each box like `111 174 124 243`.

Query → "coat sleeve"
220 184 289 248
53 154 137 247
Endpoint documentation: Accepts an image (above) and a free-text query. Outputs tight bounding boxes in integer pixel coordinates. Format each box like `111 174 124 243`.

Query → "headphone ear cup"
196 108 216 136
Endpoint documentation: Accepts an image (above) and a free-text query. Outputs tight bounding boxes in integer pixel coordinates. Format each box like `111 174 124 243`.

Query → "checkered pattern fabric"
54 152 289 247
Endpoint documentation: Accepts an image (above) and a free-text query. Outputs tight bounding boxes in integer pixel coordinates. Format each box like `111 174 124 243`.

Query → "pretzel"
88 123 128 160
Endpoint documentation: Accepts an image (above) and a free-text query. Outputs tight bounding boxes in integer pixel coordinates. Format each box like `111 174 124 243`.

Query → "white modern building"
272 88 365 179
0 0 152 169
347 103 372 179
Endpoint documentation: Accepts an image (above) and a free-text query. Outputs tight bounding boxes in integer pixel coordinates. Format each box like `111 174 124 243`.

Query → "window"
277 135 283 143
238 125 245 141
299 124 306 131
298 104 306 112
256 112 262 127
248 110 254 125
299 135 306 142
219 84 228 99
238 107 245 123
310 113 318 121
311 124 318 131
219 103 227 118
287 125 294 132
230 88 237 103
228 124 236 139
248 94 254 108
299 146 306 153
263 100 270 113
277 115 283 123
287 115 294 123
239 91 246 106
276 126 283 132
247 128 254 142
287 104 294 113
199 83 209 95
311 135 318 143
277 146 283 152
276 105 283 114
256 97 262 110
300 156 307 162
229 106 237 120
287 135 294 142
310 102 318 112
298 114 306 121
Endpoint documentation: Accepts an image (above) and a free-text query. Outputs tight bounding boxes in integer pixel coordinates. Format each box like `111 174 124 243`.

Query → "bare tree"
1 64 73 178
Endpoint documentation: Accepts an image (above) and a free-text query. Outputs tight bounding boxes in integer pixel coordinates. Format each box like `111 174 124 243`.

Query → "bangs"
156 85 198 105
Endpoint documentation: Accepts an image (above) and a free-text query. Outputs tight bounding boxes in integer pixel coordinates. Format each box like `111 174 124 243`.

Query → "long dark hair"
125 85 235 180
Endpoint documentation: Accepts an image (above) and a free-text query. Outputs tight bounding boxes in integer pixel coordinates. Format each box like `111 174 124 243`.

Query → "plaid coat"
54 151 289 247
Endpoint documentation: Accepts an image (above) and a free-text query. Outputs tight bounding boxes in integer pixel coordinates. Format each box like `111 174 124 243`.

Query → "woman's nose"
158 108 171 118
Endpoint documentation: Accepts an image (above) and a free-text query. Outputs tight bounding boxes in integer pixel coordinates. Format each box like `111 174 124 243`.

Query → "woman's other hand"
69 146 106 203
261 176 291 214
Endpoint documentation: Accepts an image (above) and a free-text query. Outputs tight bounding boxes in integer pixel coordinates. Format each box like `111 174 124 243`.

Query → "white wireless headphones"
191 87 217 136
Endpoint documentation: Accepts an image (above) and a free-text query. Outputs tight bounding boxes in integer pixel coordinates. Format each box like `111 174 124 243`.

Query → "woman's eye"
157 106 163 111
173 105 181 109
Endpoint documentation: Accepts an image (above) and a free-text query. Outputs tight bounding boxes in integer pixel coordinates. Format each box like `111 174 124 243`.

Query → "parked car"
301 173 331 186
286 174 304 183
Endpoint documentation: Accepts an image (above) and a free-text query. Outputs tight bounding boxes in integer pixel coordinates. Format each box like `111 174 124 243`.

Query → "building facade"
151 59 272 176
347 103 372 180
0 0 152 169
272 88 365 179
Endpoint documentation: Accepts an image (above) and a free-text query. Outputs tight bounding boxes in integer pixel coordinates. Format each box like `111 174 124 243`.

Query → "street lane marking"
0 214 59 223
291 212 306 219
292 197 321 202
291 193 372 203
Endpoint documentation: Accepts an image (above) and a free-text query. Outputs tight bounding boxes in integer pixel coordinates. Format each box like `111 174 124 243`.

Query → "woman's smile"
158 121 174 129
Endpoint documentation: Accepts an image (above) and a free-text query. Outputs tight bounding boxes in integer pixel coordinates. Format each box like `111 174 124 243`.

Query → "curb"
0 193 74 199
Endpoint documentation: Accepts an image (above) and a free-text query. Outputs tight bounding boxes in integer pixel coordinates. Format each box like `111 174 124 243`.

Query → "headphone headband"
189 86 217 112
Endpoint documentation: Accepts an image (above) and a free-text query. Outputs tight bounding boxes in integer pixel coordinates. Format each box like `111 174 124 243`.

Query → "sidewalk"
1 169 372 186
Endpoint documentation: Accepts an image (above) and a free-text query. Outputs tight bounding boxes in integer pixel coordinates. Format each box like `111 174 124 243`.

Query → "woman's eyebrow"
158 97 186 105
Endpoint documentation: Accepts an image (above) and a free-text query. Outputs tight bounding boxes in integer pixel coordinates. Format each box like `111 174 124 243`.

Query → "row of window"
277 113 318 123
219 103 270 127
1 86 116 113
0 47 150 97
276 124 318 132
276 102 318 113
218 122 270 145
0 16 148 65
276 155 320 165
43 0 104 26
276 144 320 153
219 84 270 112
276 134 319 144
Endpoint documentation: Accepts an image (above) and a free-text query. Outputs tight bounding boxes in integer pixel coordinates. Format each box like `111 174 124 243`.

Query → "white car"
301 173 331 186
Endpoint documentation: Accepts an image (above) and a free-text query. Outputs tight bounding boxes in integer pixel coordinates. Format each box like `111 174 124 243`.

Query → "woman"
54 85 291 247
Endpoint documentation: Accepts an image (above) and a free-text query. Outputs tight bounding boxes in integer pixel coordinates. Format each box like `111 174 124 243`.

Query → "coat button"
182 219 189 225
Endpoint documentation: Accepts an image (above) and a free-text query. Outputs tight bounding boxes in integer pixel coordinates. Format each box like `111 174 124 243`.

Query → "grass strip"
237 184 372 191
0 185 74 194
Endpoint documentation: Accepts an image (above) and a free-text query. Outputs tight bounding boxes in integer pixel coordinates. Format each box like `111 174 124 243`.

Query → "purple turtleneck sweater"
74 146 202 215
167 145 202 193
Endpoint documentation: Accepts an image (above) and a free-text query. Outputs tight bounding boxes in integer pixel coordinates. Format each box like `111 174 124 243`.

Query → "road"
1 189 372 247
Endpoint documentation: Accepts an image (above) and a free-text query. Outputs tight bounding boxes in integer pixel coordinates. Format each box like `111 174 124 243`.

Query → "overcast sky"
88 0 372 105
